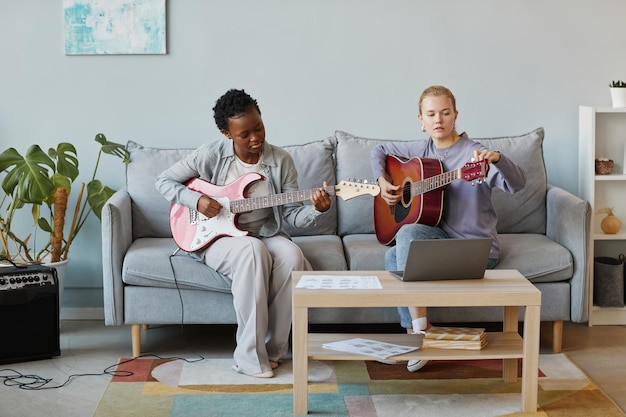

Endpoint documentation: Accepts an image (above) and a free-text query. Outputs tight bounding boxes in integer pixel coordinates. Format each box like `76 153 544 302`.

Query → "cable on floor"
0 353 204 390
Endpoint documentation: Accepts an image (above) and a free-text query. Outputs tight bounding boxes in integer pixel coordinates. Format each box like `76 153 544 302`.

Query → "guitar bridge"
189 209 199 225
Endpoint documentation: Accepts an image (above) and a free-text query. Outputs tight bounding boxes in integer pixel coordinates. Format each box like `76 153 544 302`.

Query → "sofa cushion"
282 137 338 236
126 141 194 239
123 237 232 292
476 127 547 234
293 235 347 271
496 233 573 283
342 234 388 270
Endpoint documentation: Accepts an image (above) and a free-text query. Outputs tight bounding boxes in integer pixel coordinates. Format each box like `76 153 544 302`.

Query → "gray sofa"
102 127 590 356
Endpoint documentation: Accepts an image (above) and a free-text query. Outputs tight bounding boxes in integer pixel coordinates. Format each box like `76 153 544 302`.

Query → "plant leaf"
38 217 52 233
86 180 116 220
0 145 55 204
50 173 72 198
95 133 130 163
49 143 79 182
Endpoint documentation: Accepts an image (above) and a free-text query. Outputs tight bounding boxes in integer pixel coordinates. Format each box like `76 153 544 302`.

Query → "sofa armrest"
101 188 133 326
546 184 591 323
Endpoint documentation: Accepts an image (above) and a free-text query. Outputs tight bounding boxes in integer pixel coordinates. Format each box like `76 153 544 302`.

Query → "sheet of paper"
295 275 382 289
322 338 419 359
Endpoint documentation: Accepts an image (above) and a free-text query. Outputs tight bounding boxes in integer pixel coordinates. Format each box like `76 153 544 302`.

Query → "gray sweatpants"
203 235 307 376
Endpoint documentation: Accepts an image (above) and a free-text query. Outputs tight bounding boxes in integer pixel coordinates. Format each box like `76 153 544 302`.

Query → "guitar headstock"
460 160 489 182
334 180 381 201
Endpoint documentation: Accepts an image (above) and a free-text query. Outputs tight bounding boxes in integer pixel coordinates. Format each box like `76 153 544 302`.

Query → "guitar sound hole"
401 183 411 205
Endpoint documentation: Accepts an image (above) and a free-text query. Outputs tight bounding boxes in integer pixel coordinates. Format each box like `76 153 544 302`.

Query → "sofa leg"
552 320 563 353
131 324 141 357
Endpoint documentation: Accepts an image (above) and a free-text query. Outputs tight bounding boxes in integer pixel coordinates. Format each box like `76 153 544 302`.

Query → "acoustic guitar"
374 155 488 245
170 173 380 252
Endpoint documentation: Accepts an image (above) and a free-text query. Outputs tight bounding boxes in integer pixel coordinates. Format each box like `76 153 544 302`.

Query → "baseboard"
60 307 104 320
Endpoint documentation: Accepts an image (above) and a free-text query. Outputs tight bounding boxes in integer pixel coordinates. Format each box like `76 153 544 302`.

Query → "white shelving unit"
579 106 626 326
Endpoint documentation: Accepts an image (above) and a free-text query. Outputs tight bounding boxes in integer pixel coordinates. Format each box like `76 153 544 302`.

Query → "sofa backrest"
330 127 547 236
124 127 547 240
125 138 339 240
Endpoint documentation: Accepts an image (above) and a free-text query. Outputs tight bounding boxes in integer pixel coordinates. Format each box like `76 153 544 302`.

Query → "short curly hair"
212 89 261 132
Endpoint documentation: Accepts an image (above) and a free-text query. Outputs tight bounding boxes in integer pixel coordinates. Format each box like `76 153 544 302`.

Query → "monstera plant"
0 133 129 264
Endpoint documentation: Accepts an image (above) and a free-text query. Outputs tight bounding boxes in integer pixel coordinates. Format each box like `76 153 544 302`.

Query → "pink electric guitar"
170 173 380 252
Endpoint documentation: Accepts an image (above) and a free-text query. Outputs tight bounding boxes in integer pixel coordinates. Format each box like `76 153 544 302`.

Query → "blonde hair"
418 85 459 136
418 85 457 116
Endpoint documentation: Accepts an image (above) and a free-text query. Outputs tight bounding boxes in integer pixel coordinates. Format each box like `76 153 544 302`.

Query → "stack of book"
421 326 487 350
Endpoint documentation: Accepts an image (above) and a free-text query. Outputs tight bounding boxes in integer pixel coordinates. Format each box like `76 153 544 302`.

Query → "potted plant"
609 80 626 108
0 133 129 266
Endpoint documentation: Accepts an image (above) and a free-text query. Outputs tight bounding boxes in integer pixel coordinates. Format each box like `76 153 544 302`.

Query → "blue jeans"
386 224 498 329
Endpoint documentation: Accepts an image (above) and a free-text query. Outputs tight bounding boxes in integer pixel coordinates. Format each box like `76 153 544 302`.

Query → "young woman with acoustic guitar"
370 85 527 372
156 89 331 378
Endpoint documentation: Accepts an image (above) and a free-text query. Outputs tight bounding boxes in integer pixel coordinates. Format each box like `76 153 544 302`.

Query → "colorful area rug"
93 354 625 417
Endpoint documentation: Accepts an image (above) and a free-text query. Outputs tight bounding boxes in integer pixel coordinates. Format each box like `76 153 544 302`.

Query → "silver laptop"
390 238 492 281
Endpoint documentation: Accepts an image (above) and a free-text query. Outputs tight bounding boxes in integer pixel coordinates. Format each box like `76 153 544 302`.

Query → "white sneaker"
407 359 429 372
406 327 430 372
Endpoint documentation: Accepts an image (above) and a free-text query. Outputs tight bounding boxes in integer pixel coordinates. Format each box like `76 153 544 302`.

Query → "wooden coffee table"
291 269 541 415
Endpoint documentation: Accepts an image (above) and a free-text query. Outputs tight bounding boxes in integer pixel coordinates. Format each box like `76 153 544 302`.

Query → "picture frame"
64 0 166 55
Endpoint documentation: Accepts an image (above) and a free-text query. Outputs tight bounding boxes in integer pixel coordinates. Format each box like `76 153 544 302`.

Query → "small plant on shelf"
609 81 626 107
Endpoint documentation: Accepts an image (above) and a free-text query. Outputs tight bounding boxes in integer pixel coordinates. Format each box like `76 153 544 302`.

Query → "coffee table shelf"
308 332 523 360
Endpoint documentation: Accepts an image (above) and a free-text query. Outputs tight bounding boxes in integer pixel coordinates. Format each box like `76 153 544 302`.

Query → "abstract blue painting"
64 0 166 55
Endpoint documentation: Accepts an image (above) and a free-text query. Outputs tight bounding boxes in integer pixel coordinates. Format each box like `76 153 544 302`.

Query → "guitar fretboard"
411 169 460 195
229 186 336 213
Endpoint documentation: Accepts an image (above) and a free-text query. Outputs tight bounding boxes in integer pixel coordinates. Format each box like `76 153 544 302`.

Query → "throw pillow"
282 137 338 236
126 141 194 238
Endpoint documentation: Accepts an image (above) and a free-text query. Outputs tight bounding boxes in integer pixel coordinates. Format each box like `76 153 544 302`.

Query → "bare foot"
251 370 274 378
269 361 279 369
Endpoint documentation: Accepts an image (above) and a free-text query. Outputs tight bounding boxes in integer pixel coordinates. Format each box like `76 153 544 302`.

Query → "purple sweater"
370 133 527 259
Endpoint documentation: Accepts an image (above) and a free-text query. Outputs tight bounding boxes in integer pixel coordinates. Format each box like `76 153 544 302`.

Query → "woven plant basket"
595 159 614 175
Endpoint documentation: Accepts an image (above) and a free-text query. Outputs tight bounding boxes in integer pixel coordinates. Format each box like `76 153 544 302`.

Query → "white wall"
1 0 626 289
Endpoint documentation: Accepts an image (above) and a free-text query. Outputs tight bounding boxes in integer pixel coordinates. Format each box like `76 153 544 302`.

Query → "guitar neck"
229 185 335 213
412 168 461 196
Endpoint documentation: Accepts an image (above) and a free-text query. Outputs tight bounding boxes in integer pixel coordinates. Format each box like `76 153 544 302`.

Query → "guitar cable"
0 353 204 390
0 253 203 391
168 250 186 328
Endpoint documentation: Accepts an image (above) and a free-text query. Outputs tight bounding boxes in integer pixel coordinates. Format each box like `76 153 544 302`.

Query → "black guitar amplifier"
0 264 61 364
